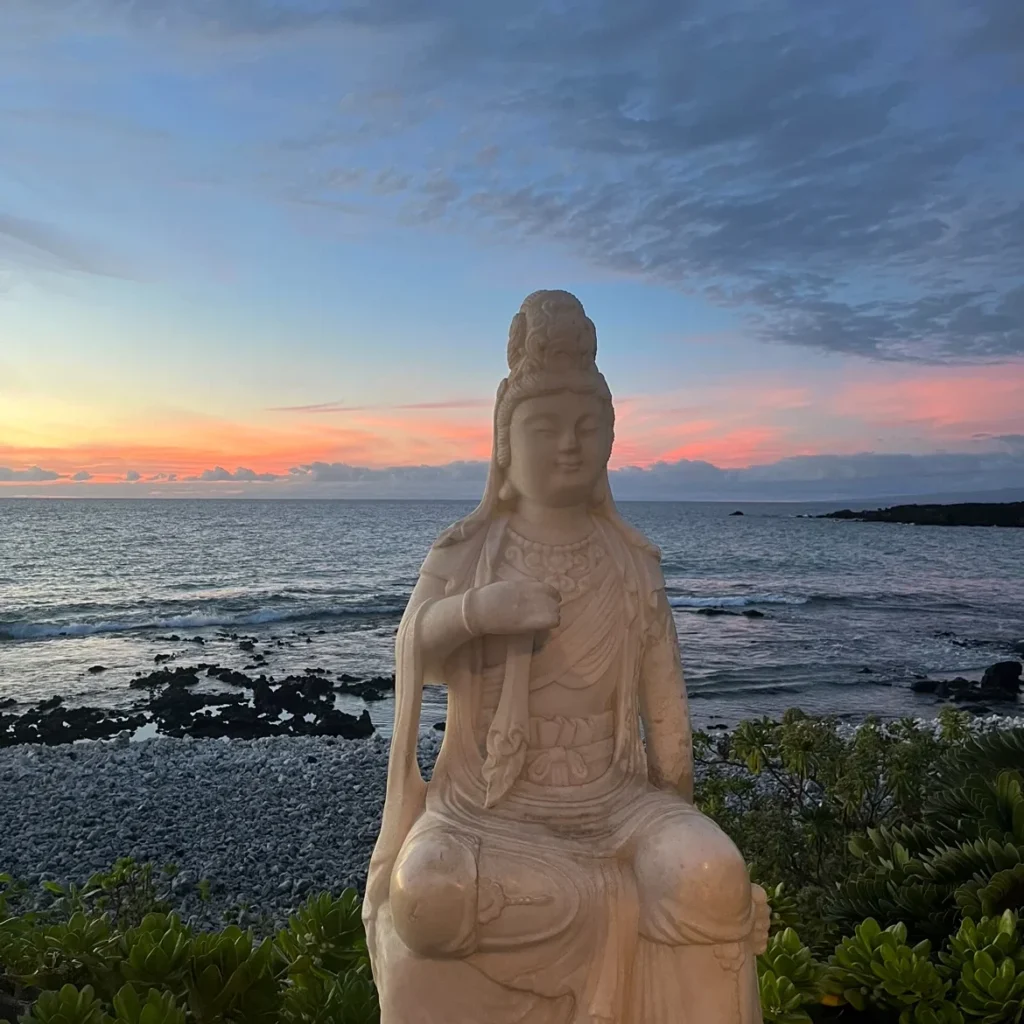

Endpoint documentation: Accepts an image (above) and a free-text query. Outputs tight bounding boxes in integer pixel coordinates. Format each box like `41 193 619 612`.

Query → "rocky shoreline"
1 630 1021 747
820 501 1024 527
909 659 1022 703
0 644 399 747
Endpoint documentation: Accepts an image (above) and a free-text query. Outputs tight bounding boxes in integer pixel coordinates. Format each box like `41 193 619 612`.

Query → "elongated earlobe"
498 479 516 502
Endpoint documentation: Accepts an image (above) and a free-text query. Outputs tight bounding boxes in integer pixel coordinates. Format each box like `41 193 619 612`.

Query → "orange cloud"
0 403 498 482
269 398 492 413
4 363 1023 488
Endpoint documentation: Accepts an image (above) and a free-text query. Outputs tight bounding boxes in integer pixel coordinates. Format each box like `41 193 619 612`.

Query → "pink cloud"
269 398 492 413
834 364 1024 439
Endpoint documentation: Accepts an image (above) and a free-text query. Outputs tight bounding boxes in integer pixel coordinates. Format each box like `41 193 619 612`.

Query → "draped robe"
364 514 762 1024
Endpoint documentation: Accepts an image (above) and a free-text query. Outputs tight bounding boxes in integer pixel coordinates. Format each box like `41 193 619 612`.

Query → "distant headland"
819 502 1024 527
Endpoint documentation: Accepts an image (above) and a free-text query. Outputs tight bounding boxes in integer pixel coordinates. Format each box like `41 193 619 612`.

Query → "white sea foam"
0 604 406 641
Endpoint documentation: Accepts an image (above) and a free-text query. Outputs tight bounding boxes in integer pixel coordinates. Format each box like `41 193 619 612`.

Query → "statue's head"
494 290 614 510
438 289 653 551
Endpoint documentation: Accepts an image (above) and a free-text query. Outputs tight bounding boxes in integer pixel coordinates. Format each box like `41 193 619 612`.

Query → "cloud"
292 460 490 486
220 0 1020 365
270 399 492 413
193 465 289 481
960 0 1024 56
990 434 1024 453
832 365 1024 437
284 449 1024 499
0 213 132 286
125 469 141 481
0 465 61 481
71 470 93 481
610 450 1024 500
4 447 1022 499
4 0 1022 366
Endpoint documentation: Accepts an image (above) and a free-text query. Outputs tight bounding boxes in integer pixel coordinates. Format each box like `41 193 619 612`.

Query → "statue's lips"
554 461 583 472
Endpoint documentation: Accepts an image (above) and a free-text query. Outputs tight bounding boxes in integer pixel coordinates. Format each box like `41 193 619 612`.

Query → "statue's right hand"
465 581 561 637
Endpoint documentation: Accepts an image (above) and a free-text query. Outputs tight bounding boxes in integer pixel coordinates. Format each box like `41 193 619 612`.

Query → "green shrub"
116 914 191 995
938 912 1024 1023
110 985 187 1024
693 708 950 949
4 712 1024 1023
825 919 956 1019
0 860 379 1024
758 927 824 1022
828 729 1024 947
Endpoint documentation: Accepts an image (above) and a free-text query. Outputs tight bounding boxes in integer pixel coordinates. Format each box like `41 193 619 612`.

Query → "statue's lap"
390 783 752 960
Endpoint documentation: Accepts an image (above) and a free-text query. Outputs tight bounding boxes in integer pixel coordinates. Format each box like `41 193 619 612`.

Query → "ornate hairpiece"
506 290 601 382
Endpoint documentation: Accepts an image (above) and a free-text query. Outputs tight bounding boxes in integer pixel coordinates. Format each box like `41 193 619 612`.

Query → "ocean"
1 497 1021 733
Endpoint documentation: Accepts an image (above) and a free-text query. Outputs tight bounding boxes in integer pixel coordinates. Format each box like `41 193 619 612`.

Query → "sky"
1 0 1023 501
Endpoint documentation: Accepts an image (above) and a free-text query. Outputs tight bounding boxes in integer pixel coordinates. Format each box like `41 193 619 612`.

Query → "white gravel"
1 712 1021 935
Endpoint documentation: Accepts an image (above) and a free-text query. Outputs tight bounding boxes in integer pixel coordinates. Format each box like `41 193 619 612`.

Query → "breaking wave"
0 603 406 641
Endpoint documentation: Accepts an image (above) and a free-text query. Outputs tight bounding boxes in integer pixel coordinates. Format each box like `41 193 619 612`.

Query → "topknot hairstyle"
495 290 612 468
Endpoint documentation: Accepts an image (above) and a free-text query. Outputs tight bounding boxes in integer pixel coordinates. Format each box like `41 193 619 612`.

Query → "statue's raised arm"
364 290 768 1024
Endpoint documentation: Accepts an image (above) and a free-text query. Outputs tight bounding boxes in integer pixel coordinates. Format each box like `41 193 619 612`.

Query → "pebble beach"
0 732 438 934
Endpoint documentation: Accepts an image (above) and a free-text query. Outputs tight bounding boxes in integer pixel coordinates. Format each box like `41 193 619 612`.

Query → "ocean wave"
0 604 406 641
668 594 809 609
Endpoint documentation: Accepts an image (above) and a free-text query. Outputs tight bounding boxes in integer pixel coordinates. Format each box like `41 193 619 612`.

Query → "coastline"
2 639 1021 748
4 499 1023 731
820 501 1024 527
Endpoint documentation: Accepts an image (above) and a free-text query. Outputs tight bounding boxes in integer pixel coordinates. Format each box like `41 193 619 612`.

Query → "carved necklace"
503 525 606 600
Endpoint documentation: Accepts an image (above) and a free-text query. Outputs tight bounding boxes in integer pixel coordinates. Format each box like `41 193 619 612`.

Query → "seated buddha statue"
363 290 769 1023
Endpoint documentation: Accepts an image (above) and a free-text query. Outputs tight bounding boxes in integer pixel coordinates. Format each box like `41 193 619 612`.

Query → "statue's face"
505 391 612 508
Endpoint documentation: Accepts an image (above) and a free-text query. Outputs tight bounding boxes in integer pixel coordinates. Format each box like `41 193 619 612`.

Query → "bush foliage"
2 708 1023 1022
0 864 377 1024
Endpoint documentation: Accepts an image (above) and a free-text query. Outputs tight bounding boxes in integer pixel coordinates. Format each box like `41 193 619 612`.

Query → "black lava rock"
820 502 1024 528
980 661 1022 697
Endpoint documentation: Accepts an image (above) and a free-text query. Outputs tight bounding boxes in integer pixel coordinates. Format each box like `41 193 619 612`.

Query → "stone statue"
363 290 769 1023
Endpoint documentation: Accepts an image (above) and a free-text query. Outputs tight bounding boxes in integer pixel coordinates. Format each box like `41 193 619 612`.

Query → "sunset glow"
3 360 1022 491
1 0 1022 500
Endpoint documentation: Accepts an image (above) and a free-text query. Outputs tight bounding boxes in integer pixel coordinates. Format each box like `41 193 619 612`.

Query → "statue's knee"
390 829 480 958
634 819 752 931
699 839 752 913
